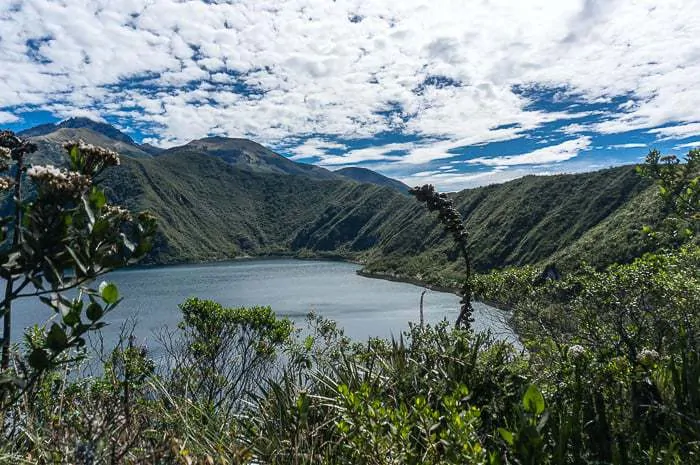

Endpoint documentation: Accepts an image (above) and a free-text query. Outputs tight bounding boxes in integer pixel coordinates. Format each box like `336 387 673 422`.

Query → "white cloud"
288 138 347 160
0 112 19 124
608 143 647 149
649 123 700 141
0 0 699 184
466 136 591 167
673 140 700 149
315 142 413 166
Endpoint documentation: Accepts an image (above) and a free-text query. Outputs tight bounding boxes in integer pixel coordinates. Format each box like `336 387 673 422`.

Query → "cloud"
649 123 700 141
1 0 699 189
0 112 19 124
467 137 591 167
315 143 414 166
289 138 347 160
673 141 700 150
608 143 647 149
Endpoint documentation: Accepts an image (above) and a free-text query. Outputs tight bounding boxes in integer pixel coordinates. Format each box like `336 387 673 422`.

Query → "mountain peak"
335 166 410 193
19 117 135 145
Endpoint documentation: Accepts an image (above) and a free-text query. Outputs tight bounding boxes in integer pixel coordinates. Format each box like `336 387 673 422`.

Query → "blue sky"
1 0 700 190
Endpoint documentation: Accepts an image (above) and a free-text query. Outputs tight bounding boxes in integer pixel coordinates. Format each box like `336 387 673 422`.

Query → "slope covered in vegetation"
21 121 661 278
98 148 659 277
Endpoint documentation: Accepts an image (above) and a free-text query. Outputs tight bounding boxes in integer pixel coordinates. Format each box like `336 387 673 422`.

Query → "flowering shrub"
0 132 156 403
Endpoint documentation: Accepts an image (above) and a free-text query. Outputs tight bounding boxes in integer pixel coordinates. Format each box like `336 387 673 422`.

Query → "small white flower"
637 349 660 366
28 164 91 196
64 140 120 172
0 176 12 191
103 204 132 221
567 344 586 360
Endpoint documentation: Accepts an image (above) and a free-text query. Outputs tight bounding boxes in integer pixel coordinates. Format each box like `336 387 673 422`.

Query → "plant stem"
1 152 23 371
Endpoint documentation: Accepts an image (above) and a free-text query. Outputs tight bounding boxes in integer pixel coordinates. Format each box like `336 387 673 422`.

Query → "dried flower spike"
410 184 474 329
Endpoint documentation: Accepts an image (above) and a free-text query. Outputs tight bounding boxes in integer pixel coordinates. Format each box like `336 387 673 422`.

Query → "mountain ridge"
19 118 410 191
335 167 410 193
12 119 662 278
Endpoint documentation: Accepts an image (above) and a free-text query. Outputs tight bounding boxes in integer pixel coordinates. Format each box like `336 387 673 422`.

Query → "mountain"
140 143 165 155
98 148 658 275
159 137 340 179
19 118 153 159
335 167 410 193
19 117 136 145
15 119 662 279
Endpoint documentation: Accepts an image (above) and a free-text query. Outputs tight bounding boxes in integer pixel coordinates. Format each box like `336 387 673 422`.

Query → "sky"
1 0 700 191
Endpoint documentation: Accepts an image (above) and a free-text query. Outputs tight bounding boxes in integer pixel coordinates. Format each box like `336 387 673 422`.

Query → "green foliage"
637 148 700 243
162 297 293 423
0 131 156 410
1 135 697 464
334 383 487 465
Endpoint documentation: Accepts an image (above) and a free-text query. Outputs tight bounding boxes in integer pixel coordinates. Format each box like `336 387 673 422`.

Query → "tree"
637 148 700 242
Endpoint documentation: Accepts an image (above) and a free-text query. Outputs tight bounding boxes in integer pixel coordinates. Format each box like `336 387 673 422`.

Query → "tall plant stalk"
410 185 474 329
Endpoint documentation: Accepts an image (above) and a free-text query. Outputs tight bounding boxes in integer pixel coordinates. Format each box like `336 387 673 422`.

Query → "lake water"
10 259 518 356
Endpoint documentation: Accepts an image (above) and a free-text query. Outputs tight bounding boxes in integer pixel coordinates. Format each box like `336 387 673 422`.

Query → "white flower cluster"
567 344 586 360
0 176 13 191
636 348 660 366
64 140 120 173
0 147 10 170
103 204 132 222
28 164 91 197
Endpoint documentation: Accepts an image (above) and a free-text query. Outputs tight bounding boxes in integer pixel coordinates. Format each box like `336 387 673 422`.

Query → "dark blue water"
10 259 517 355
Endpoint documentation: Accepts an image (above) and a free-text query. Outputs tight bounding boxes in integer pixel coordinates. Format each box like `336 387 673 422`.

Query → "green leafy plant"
160 297 293 423
637 148 700 243
0 133 156 408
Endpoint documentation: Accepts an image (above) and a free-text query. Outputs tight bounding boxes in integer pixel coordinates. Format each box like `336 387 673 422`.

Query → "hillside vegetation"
24 120 662 281
102 150 660 277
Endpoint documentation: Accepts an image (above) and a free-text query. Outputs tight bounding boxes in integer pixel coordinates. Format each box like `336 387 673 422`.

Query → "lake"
11 259 518 356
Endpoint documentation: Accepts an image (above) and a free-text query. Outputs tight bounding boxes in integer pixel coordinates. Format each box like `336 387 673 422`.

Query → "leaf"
92 218 110 237
99 281 119 304
61 306 80 327
81 194 96 226
303 335 314 351
497 427 514 446
120 232 135 253
522 384 545 415
90 187 107 209
86 302 103 322
65 246 87 276
69 145 80 169
46 324 68 352
28 348 50 370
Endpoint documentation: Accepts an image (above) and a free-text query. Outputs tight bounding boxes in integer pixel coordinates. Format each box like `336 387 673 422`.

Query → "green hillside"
23 126 661 279
335 166 410 193
99 151 659 277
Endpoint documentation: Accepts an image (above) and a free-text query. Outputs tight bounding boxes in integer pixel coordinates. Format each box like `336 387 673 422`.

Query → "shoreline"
116 253 522 344
356 269 513 314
